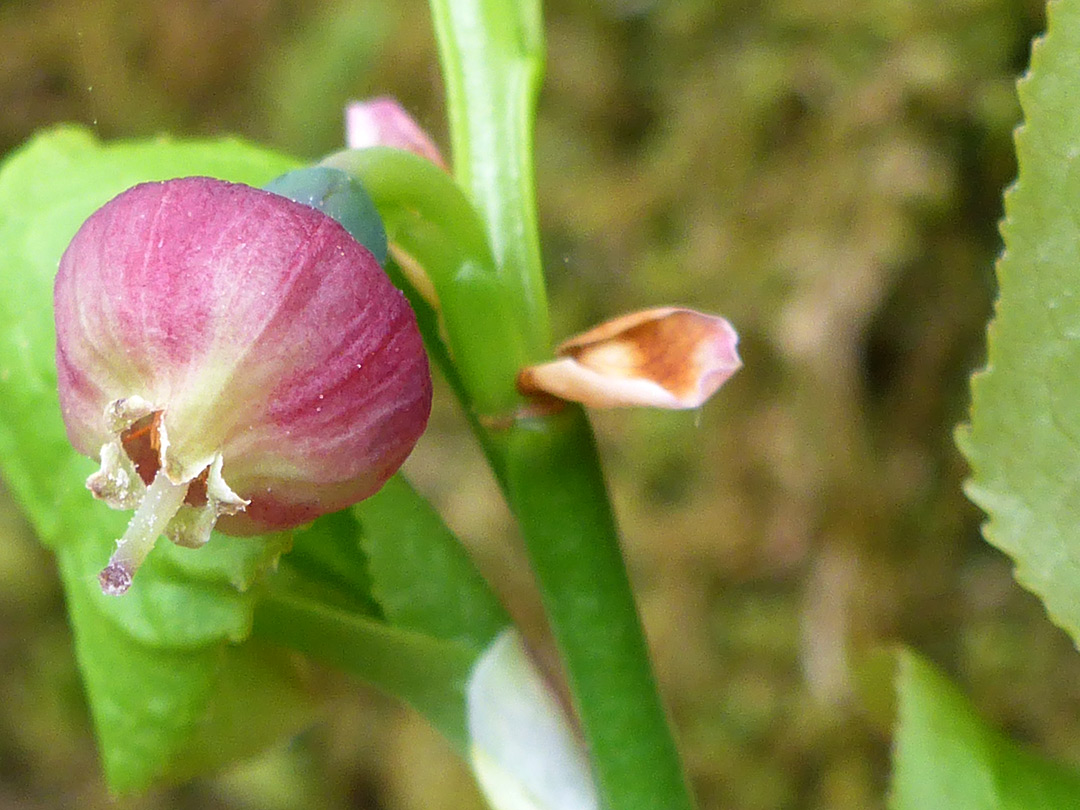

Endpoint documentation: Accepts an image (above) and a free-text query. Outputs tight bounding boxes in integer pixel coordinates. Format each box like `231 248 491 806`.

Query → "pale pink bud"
55 177 432 594
517 307 741 409
345 97 448 169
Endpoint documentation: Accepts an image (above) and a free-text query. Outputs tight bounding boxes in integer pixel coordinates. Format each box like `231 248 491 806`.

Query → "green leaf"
0 125 312 791
163 640 319 786
890 649 1080 810
282 510 383 618
63 553 316 793
253 584 478 751
959 1 1080 640
355 473 508 650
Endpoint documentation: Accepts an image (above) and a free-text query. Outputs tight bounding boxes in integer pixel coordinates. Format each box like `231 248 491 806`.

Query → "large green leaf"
0 126 315 791
959 2 1080 639
890 650 1080 810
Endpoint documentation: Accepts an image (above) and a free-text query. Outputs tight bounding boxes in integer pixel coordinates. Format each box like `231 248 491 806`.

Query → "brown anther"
119 410 208 506
120 411 163 486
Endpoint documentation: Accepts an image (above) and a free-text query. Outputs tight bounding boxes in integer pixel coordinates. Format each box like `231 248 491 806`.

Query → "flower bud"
54 176 432 594
345 97 448 169
263 166 388 265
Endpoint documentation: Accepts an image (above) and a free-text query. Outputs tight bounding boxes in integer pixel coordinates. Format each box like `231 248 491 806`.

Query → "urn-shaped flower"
54 176 432 594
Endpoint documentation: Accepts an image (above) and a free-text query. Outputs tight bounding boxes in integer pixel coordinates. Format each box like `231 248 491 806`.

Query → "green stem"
426 0 699 806
503 409 696 810
382 254 510 485
429 0 550 360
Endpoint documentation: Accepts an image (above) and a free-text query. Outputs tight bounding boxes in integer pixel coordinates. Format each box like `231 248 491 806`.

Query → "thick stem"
503 409 697 810
99 470 190 595
425 1 697 806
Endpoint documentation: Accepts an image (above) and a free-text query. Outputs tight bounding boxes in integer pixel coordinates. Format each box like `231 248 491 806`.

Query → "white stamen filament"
98 470 191 595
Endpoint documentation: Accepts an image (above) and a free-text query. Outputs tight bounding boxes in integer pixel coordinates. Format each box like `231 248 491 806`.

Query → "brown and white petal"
517 307 741 409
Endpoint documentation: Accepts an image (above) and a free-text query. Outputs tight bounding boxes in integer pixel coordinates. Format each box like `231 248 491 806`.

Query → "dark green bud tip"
264 166 388 265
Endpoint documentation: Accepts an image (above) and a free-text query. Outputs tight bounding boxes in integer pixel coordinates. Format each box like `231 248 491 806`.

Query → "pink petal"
55 177 431 534
345 97 448 170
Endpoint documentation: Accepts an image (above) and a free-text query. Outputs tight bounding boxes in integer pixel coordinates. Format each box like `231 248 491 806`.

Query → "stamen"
98 469 191 595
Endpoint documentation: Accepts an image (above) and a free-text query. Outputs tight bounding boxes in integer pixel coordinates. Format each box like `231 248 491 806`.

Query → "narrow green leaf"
960 0 1080 639
258 475 511 756
354 473 509 651
283 510 383 618
891 649 1080 810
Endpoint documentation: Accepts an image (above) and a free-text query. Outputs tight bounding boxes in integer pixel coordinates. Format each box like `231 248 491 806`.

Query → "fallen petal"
345 97 448 170
517 307 741 409
467 629 600 810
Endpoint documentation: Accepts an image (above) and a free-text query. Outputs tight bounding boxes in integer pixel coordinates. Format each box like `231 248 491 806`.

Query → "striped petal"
55 176 432 591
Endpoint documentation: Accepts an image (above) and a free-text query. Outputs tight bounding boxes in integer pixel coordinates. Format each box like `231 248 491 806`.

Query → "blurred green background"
0 0 1069 808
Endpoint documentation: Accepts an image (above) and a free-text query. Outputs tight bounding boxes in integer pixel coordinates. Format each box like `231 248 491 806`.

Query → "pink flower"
55 176 431 594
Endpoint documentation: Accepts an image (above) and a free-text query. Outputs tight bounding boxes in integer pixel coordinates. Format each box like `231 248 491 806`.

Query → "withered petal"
518 307 741 409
